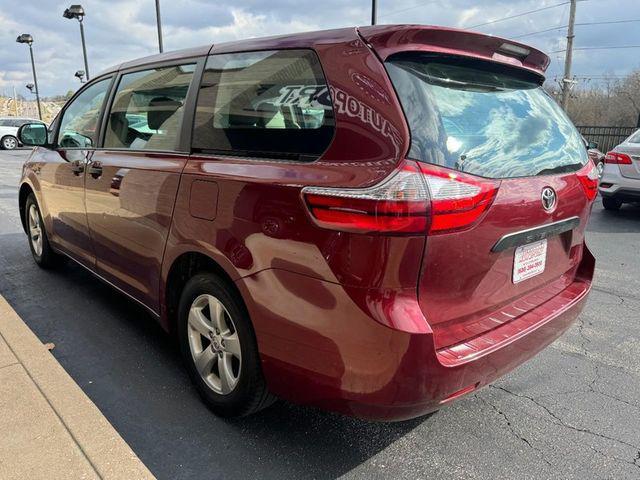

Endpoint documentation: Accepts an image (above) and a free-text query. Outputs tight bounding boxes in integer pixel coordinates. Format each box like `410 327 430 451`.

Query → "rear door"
385 53 596 349
85 61 200 312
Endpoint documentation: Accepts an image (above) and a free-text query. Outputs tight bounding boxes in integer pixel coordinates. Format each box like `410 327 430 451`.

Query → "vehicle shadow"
0 232 428 480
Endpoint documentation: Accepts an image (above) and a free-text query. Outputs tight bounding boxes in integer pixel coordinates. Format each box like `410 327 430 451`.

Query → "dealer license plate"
513 239 547 284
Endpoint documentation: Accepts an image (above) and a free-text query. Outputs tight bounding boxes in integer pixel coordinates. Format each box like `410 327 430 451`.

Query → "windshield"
386 54 587 178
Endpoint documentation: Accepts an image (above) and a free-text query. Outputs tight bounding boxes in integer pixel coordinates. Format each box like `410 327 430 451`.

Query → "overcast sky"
1 0 639 97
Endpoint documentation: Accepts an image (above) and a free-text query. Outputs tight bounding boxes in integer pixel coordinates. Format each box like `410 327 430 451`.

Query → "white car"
0 117 45 150
599 128 640 210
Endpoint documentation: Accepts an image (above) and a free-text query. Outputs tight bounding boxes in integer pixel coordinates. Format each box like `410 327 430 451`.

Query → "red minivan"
17 25 596 420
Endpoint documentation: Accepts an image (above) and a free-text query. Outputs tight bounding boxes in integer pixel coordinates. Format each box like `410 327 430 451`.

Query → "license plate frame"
513 239 547 284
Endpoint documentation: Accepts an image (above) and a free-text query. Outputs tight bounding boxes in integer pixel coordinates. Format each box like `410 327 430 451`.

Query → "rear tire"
25 193 61 269
602 197 622 211
1 135 18 150
177 273 275 417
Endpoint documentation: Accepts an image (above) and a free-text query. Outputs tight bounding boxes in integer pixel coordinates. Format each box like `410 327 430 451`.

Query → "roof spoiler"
358 25 550 77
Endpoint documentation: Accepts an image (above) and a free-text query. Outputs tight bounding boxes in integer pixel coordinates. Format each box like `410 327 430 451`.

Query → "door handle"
88 161 102 178
71 161 84 175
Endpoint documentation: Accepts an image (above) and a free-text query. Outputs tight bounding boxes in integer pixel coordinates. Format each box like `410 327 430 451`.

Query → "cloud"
1 0 638 96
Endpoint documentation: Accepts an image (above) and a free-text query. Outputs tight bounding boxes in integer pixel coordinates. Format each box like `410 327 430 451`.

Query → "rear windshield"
386 54 587 178
627 130 640 144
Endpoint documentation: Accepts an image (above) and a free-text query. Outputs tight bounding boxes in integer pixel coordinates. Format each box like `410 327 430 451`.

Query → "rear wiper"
534 163 583 176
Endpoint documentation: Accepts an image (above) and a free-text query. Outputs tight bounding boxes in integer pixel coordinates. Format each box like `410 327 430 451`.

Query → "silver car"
599 128 640 210
0 117 43 150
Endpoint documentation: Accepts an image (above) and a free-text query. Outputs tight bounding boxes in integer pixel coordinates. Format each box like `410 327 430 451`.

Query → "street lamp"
74 70 85 83
155 0 164 53
63 4 90 80
16 33 42 121
25 83 36 94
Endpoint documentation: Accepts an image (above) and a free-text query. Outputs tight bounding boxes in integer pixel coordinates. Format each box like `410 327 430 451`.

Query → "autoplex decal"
330 86 403 155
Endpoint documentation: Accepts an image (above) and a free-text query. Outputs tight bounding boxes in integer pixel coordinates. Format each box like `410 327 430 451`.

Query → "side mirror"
17 123 48 147
587 141 599 150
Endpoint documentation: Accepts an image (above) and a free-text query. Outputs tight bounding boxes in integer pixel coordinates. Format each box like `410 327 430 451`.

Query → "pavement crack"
475 393 552 467
489 384 640 453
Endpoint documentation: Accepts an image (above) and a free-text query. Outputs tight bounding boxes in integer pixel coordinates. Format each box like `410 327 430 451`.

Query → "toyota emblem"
541 187 557 212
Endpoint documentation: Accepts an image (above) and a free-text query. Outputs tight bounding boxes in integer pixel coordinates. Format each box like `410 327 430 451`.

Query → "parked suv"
599 129 640 210
0 117 44 149
18 25 596 420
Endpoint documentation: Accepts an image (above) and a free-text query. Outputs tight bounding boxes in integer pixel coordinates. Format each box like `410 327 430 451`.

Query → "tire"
602 197 622 211
25 193 60 268
1 135 18 150
596 160 604 178
177 273 275 417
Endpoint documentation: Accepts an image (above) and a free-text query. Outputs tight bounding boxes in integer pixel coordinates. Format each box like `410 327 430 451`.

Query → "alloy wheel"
3 136 17 150
28 204 43 257
187 294 242 395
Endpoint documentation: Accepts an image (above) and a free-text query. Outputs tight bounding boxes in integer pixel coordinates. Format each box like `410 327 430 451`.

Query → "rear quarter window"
385 54 587 178
192 49 334 161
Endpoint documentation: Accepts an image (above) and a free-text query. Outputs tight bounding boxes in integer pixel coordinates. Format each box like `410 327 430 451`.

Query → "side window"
57 78 111 148
104 64 195 151
192 49 335 161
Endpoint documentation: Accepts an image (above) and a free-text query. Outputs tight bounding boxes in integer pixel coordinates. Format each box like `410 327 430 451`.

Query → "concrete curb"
0 295 155 480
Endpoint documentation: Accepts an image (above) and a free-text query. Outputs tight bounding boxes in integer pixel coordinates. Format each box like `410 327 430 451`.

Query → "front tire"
1 135 18 150
25 193 60 268
602 197 622 211
177 273 275 417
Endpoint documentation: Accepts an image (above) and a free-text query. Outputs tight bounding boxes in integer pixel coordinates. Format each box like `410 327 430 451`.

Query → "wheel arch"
18 183 35 234
163 251 247 336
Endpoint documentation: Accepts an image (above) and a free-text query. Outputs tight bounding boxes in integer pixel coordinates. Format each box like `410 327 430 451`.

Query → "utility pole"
560 0 577 111
155 0 164 53
371 0 377 25
13 86 18 116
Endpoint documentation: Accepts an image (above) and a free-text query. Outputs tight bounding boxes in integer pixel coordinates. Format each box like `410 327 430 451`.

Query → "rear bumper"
599 164 640 201
237 244 594 421
599 187 640 202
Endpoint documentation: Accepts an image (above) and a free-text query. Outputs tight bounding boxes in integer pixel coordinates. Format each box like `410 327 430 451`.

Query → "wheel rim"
3 137 16 149
28 204 43 257
187 294 242 395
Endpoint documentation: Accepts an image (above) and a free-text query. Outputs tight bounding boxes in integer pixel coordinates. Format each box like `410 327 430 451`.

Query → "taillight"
302 161 430 234
419 164 499 234
302 161 499 235
577 162 599 201
605 152 632 164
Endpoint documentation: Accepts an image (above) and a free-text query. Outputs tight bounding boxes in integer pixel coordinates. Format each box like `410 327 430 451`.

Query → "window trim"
53 75 115 151
190 47 336 163
96 57 207 154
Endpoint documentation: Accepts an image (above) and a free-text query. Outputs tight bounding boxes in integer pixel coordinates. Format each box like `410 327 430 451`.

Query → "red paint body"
20 25 594 420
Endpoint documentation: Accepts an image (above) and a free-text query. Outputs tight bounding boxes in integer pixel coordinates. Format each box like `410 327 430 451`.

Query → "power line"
468 1 571 29
515 25 568 39
552 45 640 54
377 1 431 19
515 18 640 39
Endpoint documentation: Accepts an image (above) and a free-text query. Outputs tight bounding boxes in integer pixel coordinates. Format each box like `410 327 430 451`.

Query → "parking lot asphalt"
1 148 639 480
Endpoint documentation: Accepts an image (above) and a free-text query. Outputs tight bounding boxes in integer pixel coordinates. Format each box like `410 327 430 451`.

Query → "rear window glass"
386 54 587 178
192 49 334 161
104 64 195 151
627 130 640 144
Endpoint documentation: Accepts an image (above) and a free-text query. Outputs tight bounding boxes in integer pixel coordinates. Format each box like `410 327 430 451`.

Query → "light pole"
74 70 86 83
63 5 90 81
155 0 164 53
371 0 377 25
16 34 42 121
